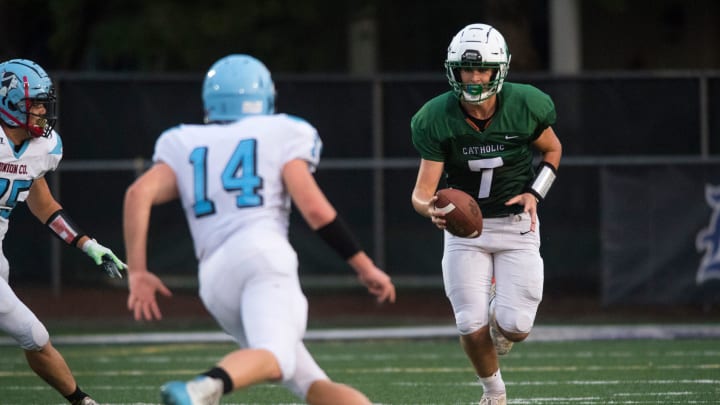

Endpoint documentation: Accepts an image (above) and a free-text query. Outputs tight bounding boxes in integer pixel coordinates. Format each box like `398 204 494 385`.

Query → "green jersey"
411 82 556 218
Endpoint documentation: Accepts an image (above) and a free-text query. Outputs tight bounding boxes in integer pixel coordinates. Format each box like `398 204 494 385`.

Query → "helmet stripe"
9 60 45 77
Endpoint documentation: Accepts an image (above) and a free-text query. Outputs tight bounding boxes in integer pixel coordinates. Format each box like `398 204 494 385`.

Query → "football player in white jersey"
0 59 126 405
123 54 396 405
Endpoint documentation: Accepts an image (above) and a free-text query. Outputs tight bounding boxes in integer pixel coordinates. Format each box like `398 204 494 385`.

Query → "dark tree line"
0 0 547 73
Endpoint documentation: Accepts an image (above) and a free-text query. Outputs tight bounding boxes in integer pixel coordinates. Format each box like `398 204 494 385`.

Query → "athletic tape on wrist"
46 209 86 246
528 162 557 201
315 216 362 260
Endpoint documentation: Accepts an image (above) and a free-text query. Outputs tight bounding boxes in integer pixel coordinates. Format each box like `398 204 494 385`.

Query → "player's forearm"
411 190 434 218
347 251 374 276
535 127 562 170
123 224 149 271
122 189 152 272
123 230 148 272
412 159 444 218
26 177 62 222
347 250 386 280
542 149 562 171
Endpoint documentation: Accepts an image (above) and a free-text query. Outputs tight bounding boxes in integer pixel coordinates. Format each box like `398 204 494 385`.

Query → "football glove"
82 239 127 279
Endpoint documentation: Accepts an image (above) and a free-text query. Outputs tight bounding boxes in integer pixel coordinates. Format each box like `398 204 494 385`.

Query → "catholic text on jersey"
696 183 720 284
462 144 505 156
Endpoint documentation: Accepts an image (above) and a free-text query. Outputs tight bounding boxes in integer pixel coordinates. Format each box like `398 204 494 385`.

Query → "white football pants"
442 212 544 335
198 229 328 399
0 245 49 350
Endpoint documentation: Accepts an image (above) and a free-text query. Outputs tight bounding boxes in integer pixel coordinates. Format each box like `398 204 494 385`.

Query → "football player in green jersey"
411 24 562 405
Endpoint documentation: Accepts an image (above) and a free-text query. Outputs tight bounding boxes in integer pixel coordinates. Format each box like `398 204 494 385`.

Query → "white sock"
187 376 223 401
479 369 506 395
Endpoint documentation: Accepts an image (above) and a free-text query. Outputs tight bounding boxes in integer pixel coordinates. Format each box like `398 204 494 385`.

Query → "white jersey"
0 130 62 240
153 114 322 261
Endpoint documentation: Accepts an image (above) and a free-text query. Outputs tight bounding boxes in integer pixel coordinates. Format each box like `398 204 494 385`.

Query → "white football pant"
198 229 328 399
0 246 49 351
442 212 544 336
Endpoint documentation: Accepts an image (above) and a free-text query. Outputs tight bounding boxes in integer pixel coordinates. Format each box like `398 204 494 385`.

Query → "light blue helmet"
202 54 276 123
0 59 57 137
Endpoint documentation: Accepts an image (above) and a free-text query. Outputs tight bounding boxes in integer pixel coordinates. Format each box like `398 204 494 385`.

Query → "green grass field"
1 338 718 404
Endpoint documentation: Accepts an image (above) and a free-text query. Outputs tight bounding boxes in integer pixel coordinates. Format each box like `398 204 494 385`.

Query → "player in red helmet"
0 58 126 405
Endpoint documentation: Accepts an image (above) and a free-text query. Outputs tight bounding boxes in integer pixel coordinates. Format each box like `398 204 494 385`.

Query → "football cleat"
489 285 513 356
479 392 507 405
161 377 223 405
71 397 99 405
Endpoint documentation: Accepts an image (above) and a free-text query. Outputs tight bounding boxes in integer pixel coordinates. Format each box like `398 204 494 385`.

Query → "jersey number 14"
189 139 263 217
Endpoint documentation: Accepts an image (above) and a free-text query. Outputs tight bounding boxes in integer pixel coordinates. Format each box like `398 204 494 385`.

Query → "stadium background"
2 0 720 322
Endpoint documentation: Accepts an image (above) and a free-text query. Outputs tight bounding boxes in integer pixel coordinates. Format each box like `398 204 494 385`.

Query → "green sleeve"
411 108 445 162
529 88 557 139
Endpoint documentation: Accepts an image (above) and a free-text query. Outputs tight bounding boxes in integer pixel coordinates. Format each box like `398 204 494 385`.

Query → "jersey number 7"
467 157 503 198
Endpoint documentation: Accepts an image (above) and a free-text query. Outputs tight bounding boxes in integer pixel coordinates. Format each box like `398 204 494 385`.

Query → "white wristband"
529 162 557 201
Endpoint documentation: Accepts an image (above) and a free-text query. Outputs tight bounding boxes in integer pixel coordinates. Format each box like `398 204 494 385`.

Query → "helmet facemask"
445 24 511 104
16 77 57 137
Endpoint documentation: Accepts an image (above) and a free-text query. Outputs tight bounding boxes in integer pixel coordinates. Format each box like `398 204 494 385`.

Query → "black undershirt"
460 100 498 131
465 114 491 131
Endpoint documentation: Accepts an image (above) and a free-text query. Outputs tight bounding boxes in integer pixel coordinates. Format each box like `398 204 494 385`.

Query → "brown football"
434 188 483 238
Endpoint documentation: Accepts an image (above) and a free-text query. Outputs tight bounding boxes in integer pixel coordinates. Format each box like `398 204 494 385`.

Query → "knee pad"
496 311 535 333
454 306 488 335
283 344 328 400
0 304 50 351
496 305 536 334
0 279 49 351
494 280 543 335
20 321 50 351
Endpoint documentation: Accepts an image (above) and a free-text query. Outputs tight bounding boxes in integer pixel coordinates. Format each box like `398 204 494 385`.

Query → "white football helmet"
445 24 511 103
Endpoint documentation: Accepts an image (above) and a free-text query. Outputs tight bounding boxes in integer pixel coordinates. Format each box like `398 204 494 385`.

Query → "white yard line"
1 324 720 346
